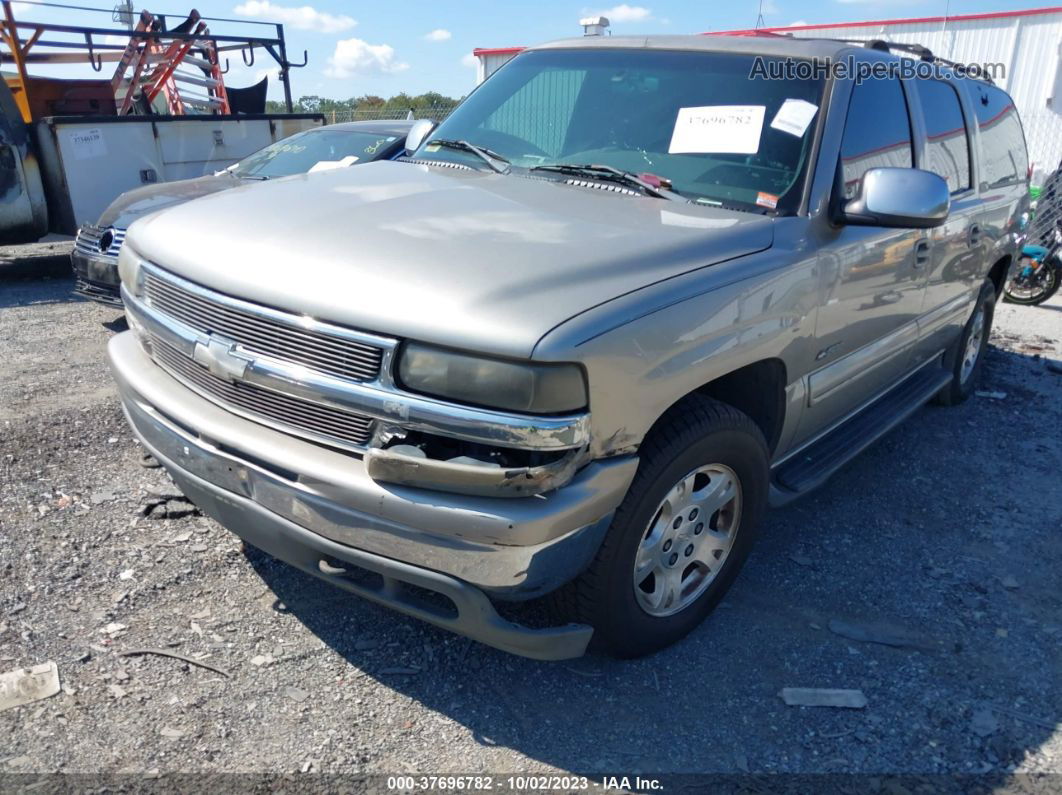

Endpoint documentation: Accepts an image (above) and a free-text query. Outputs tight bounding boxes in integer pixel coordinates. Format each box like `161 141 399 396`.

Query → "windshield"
232 129 401 178
417 49 826 213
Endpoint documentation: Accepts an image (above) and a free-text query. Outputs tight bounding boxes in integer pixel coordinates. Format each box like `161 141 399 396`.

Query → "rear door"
798 73 925 444
909 77 984 363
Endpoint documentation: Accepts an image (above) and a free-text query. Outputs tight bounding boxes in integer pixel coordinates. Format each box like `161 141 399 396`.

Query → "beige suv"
109 35 1027 658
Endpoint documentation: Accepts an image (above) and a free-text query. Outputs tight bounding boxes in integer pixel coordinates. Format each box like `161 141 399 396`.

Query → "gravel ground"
2 251 1061 782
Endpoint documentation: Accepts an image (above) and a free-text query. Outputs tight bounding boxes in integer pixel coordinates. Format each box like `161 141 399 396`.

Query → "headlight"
397 343 587 414
118 246 144 297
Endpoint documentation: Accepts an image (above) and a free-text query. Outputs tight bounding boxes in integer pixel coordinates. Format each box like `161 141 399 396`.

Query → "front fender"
533 237 819 459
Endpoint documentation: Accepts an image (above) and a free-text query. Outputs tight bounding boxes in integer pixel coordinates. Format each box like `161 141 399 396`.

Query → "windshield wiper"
426 139 510 173
529 163 685 201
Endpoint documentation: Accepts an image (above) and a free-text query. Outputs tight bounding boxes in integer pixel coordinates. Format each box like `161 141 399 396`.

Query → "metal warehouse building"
473 6 1062 181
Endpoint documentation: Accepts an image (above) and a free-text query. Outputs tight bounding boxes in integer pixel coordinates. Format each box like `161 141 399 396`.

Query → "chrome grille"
143 267 384 383
152 339 375 450
74 224 126 259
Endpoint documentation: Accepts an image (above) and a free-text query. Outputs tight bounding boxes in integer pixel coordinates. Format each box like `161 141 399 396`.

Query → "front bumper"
109 332 639 658
71 249 121 305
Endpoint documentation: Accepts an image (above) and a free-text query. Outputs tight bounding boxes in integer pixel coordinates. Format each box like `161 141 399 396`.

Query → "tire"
934 278 996 406
552 395 769 658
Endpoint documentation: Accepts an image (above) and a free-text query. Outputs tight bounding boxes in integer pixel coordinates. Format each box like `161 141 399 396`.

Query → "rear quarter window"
968 82 1027 189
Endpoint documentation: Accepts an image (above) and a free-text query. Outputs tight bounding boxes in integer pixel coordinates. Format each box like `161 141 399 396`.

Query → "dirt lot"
2 248 1061 782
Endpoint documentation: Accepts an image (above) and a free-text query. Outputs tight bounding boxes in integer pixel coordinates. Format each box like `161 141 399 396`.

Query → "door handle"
969 224 982 247
913 239 931 269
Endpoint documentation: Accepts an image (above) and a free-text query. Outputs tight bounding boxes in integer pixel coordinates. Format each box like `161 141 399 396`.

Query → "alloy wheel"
632 463 742 617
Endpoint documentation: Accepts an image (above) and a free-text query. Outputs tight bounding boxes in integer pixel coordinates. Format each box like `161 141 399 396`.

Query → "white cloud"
594 4 651 22
423 29 452 42
461 52 478 68
233 1 356 33
324 38 408 78
759 0 779 15
786 19 809 26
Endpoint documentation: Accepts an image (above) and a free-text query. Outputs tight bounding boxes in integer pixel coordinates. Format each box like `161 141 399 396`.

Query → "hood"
126 161 774 358
99 173 242 228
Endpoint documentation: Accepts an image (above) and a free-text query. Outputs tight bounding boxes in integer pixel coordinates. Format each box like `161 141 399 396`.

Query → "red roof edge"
473 47 526 57
475 6 1062 56
712 5 1062 35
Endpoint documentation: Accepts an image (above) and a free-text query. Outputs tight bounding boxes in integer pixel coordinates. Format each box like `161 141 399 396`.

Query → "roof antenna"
942 0 952 58
755 0 766 29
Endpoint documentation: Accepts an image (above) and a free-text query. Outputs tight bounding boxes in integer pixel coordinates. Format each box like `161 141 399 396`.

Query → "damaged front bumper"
108 332 639 658
364 445 586 498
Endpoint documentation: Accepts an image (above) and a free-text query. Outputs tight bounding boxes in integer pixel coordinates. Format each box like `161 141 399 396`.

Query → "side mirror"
841 167 950 229
404 119 436 156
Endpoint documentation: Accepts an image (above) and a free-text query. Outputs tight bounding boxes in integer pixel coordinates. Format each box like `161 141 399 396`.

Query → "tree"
261 92 463 116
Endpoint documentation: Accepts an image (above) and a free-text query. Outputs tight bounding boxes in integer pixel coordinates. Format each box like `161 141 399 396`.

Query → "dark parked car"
72 120 414 304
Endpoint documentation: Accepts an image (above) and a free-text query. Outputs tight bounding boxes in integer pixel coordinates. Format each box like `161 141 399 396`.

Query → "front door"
796 74 926 446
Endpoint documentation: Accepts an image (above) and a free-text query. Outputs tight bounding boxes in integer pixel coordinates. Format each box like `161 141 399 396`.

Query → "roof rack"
830 36 996 84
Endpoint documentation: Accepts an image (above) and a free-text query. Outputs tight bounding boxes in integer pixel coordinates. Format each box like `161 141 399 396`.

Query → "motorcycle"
1003 214 1062 305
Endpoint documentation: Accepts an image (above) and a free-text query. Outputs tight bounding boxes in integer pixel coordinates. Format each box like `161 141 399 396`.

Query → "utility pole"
113 0 134 30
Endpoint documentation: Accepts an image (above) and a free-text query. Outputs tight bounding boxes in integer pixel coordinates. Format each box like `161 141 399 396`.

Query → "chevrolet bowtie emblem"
191 335 252 382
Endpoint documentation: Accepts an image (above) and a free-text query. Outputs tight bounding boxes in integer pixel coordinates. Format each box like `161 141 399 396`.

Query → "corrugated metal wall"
475 10 1062 182
478 52 519 83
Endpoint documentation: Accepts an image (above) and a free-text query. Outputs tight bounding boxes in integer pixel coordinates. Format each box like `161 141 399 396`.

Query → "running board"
770 363 952 503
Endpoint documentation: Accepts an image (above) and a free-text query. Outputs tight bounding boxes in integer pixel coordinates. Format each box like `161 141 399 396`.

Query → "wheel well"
987 256 1011 297
694 359 787 454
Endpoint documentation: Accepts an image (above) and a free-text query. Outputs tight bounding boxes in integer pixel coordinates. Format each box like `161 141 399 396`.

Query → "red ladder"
111 9 230 115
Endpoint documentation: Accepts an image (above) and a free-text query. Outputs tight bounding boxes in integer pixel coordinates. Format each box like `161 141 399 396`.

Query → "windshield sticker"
308 155 360 173
668 105 765 155
756 191 779 210
770 99 819 138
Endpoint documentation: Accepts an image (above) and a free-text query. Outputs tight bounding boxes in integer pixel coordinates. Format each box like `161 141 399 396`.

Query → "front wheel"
552 396 768 658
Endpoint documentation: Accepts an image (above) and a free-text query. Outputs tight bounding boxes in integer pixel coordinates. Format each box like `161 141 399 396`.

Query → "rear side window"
916 79 971 194
970 83 1027 188
840 76 913 199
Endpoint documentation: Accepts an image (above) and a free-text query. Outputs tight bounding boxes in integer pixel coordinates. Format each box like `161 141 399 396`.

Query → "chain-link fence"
320 104 459 125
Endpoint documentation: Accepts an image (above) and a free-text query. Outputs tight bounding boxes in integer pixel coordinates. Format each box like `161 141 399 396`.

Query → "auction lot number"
387 776 591 791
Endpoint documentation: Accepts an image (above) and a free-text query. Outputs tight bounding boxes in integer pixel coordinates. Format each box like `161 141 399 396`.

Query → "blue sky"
11 0 1049 100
